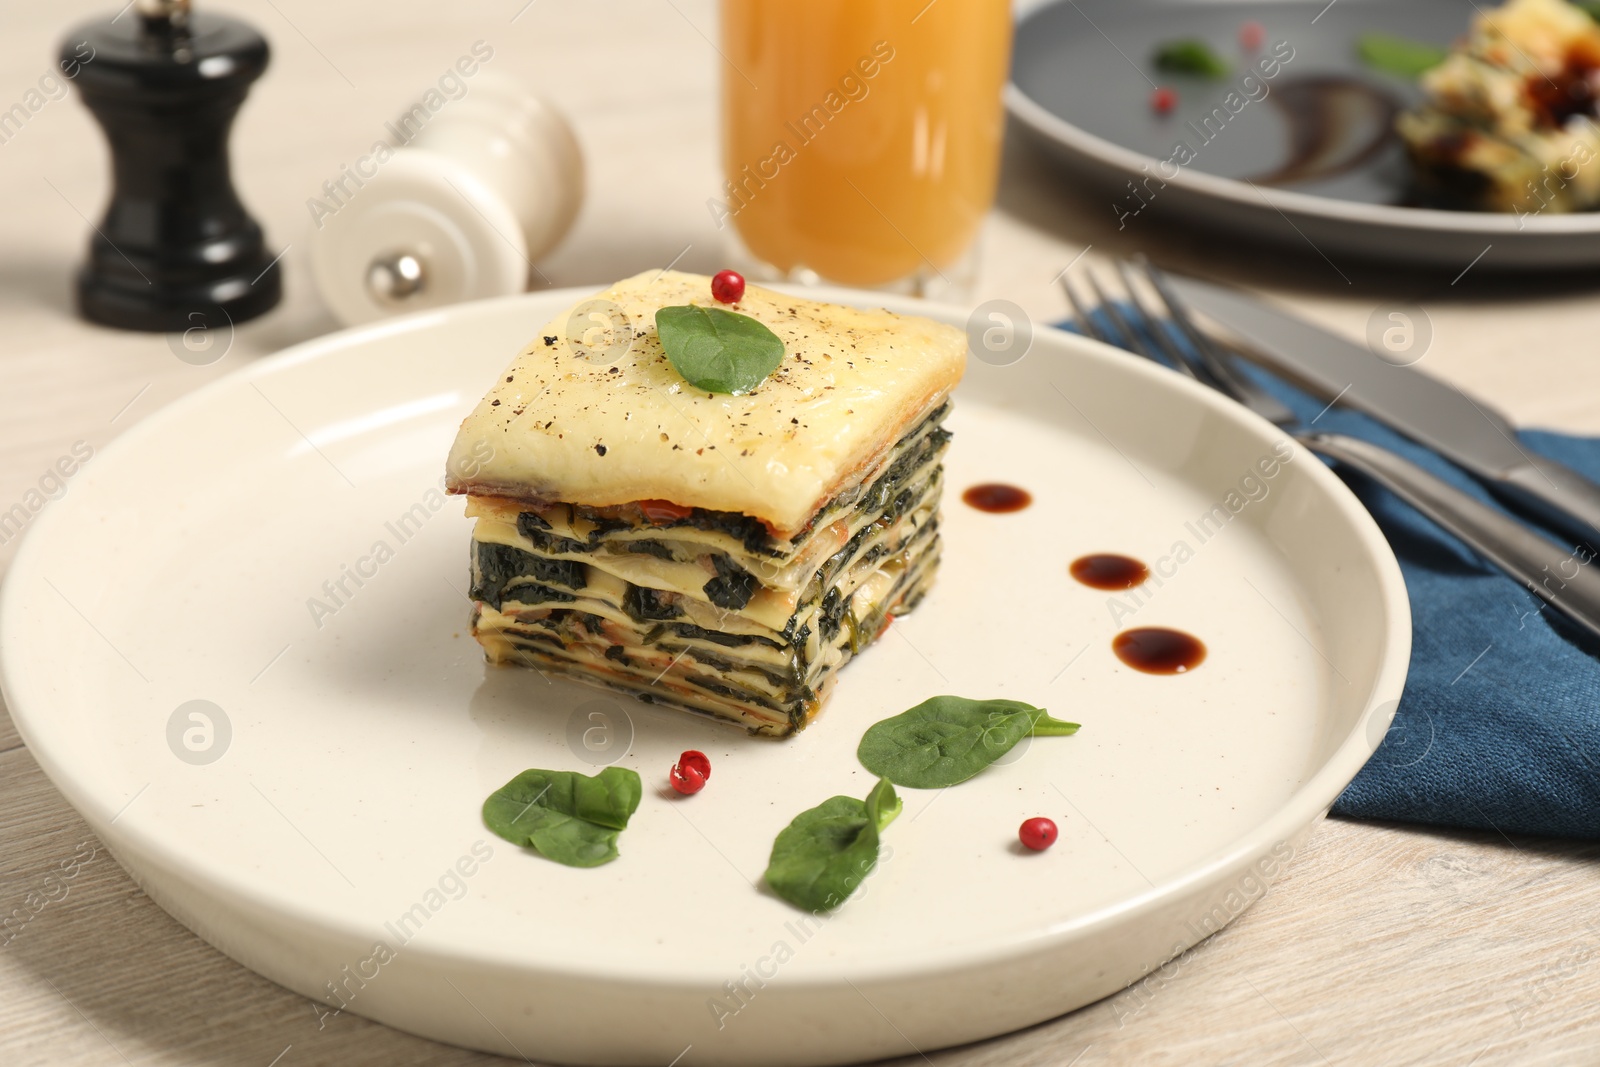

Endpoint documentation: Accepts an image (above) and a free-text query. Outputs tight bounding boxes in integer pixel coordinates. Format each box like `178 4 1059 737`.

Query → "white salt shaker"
309 71 583 327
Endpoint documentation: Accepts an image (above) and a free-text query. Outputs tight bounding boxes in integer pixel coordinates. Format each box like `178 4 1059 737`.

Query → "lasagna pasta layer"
465 409 950 735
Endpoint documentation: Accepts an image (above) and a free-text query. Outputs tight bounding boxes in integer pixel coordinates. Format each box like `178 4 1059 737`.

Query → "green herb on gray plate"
655 304 785 395
857 695 1079 790
1152 39 1232 78
483 765 642 868
1356 32 1449 78
765 777 900 913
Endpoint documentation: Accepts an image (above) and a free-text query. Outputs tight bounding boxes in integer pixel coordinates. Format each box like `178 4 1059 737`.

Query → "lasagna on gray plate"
445 270 966 736
1398 0 1600 213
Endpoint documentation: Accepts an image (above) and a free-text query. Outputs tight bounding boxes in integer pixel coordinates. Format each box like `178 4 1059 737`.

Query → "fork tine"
1082 268 1155 360
1134 254 1230 375
1128 255 1296 425
1115 258 1203 381
1058 274 1111 346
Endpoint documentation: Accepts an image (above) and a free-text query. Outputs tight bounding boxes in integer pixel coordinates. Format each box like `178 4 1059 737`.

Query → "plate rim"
0 283 1413 987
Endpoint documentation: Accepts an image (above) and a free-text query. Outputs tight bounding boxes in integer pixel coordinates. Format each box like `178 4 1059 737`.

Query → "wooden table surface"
4 1 1600 1064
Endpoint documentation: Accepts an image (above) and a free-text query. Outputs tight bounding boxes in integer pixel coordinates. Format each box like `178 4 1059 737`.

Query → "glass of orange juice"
717 0 1012 297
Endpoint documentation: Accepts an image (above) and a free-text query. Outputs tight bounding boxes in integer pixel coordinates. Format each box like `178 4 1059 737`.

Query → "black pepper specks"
543 336 558 346
491 399 501 406
595 444 608 457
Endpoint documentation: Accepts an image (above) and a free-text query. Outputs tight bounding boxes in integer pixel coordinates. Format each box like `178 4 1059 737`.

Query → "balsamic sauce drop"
1112 627 1207 675
1070 554 1151 591
1248 76 1399 188
962 483 1032 513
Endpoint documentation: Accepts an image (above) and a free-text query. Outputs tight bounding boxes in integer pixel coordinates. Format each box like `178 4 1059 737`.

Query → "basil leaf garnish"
857 696 1079 789
1152 39 1231 78
765 777 899 913
483 765 643 868
655 304 785 395
1356 33 1448 78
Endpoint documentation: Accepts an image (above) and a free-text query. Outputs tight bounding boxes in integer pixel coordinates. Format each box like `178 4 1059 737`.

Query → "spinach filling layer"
467 402 953 734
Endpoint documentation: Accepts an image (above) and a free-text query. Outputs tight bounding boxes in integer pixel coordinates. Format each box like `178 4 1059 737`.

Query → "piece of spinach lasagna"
444 270 965 737
1396 0 1600 213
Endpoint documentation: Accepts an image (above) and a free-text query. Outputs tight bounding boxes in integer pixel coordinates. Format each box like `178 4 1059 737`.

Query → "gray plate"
1007 0 1600 270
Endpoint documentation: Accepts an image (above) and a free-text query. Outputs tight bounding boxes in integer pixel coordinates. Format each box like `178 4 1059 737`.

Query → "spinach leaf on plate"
1356 32 1449 78
857 695 1079 789
1153 38 1232 78
483 765 643 868
765 777 900 913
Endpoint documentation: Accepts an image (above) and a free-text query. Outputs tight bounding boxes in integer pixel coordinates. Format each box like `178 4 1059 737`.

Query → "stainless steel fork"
1060 256 1600 644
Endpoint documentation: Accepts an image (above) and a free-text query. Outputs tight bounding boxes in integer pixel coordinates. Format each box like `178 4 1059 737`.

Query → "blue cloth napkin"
1062 313 1600 841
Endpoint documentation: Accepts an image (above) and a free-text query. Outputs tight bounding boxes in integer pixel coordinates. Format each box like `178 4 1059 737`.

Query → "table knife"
1165 274 1600 552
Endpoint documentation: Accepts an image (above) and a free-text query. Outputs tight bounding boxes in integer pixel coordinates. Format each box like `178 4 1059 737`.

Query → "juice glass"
718 0 1012 296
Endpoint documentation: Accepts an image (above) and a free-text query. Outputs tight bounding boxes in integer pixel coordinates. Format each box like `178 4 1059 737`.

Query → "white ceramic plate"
0 286 1409 1066
1008 0 1600 270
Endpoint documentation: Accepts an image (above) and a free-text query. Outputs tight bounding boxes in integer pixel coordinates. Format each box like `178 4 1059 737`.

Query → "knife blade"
1166 273 1600 552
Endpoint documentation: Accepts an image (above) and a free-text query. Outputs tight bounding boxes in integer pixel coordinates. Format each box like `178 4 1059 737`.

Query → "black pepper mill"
62 0 280 332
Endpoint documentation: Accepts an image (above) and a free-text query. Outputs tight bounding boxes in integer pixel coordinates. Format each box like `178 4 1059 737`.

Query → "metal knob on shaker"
61 0 282 332
308 71 583 327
